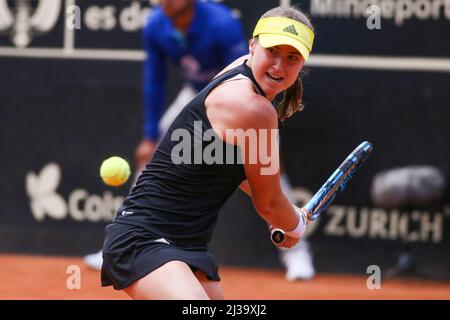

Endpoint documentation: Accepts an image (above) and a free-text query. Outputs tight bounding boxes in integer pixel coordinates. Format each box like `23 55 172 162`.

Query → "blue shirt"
142 1 248 141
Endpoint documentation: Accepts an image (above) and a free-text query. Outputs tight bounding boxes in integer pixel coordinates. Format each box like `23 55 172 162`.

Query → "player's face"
249 39 305 101
159 0 195 18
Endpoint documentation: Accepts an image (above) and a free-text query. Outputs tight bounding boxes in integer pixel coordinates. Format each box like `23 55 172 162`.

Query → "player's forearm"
253 193 299 232
239 176 299 230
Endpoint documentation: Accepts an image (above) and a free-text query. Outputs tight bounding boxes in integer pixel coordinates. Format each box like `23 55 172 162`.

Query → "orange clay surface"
1 254 449 300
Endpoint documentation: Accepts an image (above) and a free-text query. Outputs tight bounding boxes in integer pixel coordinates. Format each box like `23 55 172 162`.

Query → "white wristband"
285 207 307 238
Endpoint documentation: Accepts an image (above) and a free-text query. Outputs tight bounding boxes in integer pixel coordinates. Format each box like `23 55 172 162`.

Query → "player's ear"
248 38 257 55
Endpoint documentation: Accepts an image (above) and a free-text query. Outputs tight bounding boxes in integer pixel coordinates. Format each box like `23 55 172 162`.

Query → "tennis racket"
271 141 373 245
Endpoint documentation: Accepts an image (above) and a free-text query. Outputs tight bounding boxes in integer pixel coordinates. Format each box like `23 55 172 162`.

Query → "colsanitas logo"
0 0 62 47
26 162 124 222
0 1 153 47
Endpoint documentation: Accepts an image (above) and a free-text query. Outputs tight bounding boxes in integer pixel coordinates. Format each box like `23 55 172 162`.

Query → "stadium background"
1 0 449 289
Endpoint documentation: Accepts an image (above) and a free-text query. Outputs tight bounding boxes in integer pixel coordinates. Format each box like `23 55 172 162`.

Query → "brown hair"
259 6 314 121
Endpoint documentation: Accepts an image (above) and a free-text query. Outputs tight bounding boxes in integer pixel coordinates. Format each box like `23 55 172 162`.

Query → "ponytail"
277 76 304 121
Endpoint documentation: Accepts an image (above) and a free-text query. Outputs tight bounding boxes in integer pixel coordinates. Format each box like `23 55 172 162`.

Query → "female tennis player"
101 6 315 300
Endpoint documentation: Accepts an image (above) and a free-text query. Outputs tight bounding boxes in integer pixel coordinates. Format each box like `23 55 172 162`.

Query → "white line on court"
0 46 450 72
0 47 145 61
307 54 450 73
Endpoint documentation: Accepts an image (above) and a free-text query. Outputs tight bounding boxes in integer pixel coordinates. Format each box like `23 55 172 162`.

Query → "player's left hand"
280 234 301 248
268 225 301 248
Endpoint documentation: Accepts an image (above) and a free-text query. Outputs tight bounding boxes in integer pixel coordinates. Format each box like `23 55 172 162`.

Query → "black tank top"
115 61 265 247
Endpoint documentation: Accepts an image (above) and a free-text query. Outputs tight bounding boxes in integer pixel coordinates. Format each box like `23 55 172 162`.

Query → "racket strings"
309 143 373 221
311 163 355 220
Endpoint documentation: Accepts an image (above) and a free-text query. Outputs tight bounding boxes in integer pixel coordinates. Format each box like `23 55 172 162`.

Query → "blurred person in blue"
84 0 314 281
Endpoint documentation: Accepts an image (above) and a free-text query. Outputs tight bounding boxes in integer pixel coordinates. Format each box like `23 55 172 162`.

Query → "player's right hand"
295 206 311 224
135 139 158 169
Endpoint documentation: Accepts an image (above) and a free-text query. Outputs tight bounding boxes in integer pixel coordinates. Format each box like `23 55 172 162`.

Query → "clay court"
1 0 450 306
1 254 449 300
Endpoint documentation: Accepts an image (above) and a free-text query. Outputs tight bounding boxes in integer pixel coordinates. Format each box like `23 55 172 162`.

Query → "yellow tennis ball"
100 156 131 187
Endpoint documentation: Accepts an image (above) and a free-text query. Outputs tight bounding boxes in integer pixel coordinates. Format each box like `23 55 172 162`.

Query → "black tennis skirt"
101 223 220 290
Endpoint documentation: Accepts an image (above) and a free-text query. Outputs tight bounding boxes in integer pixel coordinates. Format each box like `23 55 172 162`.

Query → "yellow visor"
253 17 314 60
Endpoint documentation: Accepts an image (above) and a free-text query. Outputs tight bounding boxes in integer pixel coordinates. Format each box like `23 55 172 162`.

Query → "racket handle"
270 228 286 245
270 207 309 245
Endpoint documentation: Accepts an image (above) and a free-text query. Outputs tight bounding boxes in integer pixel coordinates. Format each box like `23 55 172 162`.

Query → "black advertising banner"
308 0 450 56
0 0 449 278
1 0 449 54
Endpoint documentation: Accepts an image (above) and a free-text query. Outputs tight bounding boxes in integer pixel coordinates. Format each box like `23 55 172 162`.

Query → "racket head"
269 141 373 245
308 141 373 220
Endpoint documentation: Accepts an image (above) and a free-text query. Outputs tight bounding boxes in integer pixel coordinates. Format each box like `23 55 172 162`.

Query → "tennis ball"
100 156 131 187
